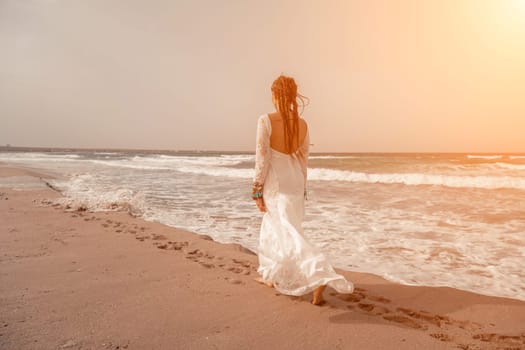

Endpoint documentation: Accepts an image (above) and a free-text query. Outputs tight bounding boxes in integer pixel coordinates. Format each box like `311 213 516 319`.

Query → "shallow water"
1 150 524 301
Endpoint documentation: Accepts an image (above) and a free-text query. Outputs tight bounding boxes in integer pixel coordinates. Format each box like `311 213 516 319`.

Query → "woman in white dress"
252 75 354 305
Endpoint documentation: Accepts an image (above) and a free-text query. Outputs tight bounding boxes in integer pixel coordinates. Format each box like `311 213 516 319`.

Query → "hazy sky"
1 0 524 152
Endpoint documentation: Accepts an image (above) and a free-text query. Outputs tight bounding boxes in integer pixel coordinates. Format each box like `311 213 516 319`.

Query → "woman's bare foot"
311 285 327 305
254 277 274 288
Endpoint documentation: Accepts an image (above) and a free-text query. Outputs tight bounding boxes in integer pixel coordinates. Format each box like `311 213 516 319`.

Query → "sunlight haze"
1 0 524 152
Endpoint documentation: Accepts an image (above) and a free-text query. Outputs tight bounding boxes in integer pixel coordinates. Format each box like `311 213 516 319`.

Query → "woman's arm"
298 121 310 199
298 123 309 182
253 115 271 211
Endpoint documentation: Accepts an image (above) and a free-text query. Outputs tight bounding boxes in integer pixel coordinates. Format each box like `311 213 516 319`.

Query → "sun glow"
511 0 525 11
497 0 525 30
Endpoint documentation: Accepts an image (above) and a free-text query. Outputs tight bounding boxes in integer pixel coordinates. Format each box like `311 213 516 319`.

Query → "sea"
1 150 524 302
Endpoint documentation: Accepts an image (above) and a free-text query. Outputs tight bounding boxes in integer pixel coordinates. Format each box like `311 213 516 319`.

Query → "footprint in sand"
170 241 189 250
333 290 365 303
430 333 453 342
224 277 243 285
371 305 492 347
186 250 219 269
367 295 391 304
184 250 218 269
148 236 254 280
473 333 525 345
227 258 253 275
151 233 167 241
199 262 215 269
360 301 524 350
383 314 428 330
176 247 253 276
355 302 391 316
154 241 189 251
154 240 186 251
232 258 251 268
396 307 452 328
226 266 244 274
186 249 203 259
331 288 470 342
456 344 482 350
332 289 390 316
101 340 130 349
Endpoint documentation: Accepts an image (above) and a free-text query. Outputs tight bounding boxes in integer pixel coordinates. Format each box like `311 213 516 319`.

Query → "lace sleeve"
297 122 310 185
254 115 271 185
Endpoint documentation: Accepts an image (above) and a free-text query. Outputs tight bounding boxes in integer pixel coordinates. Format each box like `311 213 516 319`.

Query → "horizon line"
0 145 524 155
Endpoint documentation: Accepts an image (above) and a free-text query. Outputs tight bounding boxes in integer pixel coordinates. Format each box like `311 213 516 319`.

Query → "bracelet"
252 191 263 200
252 182 263 200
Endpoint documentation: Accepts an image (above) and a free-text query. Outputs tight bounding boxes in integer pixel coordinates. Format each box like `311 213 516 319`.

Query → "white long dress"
254 114 354 296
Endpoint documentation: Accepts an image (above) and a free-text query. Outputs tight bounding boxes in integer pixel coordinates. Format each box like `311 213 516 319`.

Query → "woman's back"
268 112 308 154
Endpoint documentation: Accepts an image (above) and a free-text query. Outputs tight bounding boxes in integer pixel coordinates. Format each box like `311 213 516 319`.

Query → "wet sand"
1 163 524 350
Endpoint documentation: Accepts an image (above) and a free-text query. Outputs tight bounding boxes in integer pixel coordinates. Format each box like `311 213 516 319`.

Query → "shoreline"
1 162 524 349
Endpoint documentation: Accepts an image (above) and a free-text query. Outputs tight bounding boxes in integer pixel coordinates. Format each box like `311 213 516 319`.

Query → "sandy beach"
1 162 524 350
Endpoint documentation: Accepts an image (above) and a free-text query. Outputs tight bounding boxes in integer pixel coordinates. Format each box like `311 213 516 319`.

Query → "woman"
252 75 354 305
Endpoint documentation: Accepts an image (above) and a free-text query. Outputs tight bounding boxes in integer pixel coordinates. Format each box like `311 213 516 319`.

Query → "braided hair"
271 75 309 153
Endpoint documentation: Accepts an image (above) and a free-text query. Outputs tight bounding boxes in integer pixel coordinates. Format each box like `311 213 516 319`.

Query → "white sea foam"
309 155 359 159
308 168 525 190
88 157 253 173
467 155 503 160
495 162 525 170
169 164 525 190
509 155 525 160
0 152 81 162
174 166 253 178
133 154 252 167
51 174 145 215
89 159 172 170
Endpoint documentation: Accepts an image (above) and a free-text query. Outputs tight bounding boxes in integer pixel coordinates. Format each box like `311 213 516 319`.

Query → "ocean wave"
509 155 525 160
174 166 253 178
494 162 525 170
89 159 172 170
467 155 503 160
132 154 252 167
0 152 82 162
309 155 359 160
308 168 525 190
51 175 145 215
168 164 525 190
88 156 252 170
